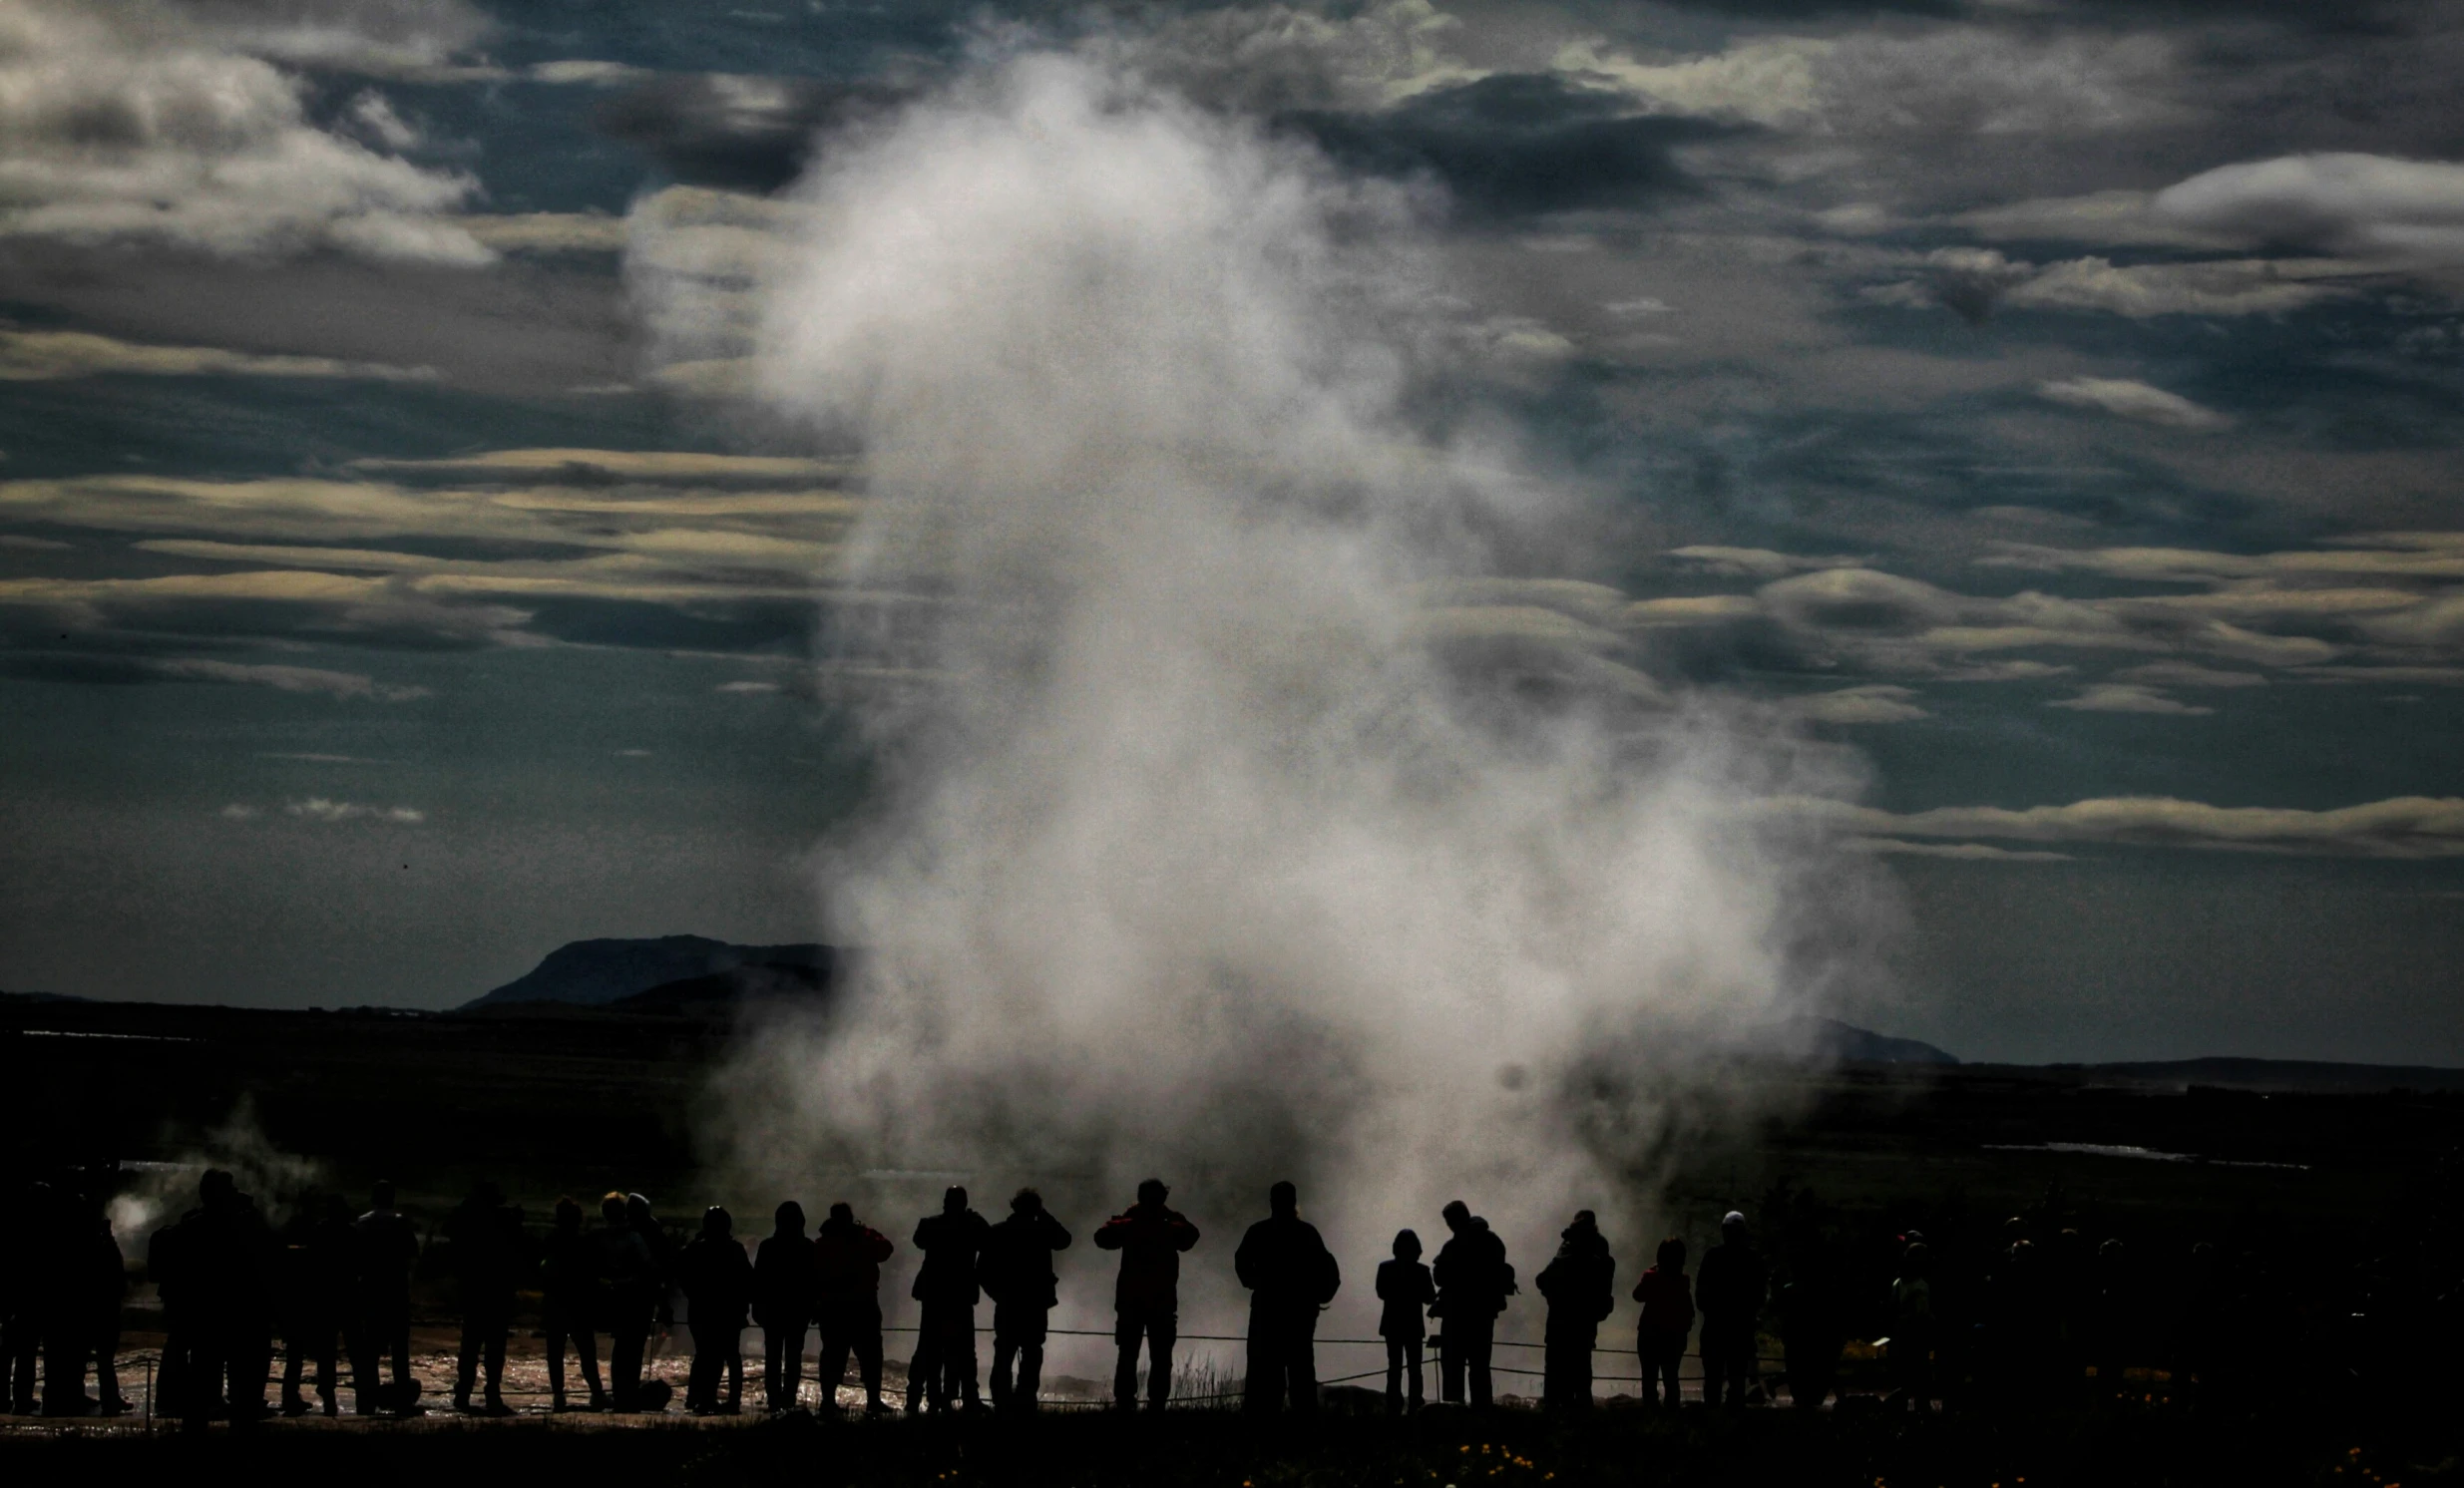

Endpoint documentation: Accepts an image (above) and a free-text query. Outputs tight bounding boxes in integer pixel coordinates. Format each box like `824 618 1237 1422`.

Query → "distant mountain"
462 935 835 1010
0 989 86 1004
2055 1056 2464 1094
1757 1016 1959 1065
612 960 833 1019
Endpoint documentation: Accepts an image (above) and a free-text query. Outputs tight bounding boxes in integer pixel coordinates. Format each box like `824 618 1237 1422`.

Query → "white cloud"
0 327 435 382
1668 545 1866 578
2114 660 2266 688
1852 838 2072 862
155 658 429 700
526 59 651 88
2036 376 2230 431
1791 684 1930 724
283 797 424 823
0 0 491 262
1554 36 1827 129
2005 257 2358 318
1781 794 2464 858
2153 153 2464 266
2046 682 2214 715
715 679 783 694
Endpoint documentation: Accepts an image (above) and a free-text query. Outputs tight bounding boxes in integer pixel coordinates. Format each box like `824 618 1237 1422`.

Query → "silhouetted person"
597 1193 661 1410
446 1180 524 1415
186 1169 275 1426
75 1203 131 1416
1535 1211 1614 1410
754 1201 815 1413
31 1183 104 1417
349 1179 420 1416
147 1202 194 1416
1378 1229 1436 1415
1094 1178 1199 1412
1633 1238 1693 1407
276 1195 350 1416
2089 1238 2134 1403
540 1197 606 1411
626 1193 678 1405
1 1180 37 1415
980 1188 1071 1412
814 1202 894 1414
1777 1250 1845 1411
682 1206 752 1414
1696 1212 1766 1407
1432 1200 1512 1407
1989 1225 2051 1404
1885 1238 1934 1411
1235 1181 1339 1416
2175 1241 2225 1406
907 1186 992 1413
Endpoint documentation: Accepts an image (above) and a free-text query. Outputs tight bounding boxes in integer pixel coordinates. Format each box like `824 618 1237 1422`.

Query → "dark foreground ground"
2 1399 2455 1488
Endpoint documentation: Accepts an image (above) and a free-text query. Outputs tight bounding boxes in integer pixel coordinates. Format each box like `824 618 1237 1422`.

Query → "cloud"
1851 838 2072 862
1092 0 1481 115
349 447 849 483
1868 249 2361 320
714 679 782 694
2046 682 2214 715
1785 794 2464 858
1667 545 1866 578
450 211 628 254
152 658 429 700
2113 660 2267 688
2035 376 2230 431
527 59 651 89
1790 683 1929 724
0 327 435 382
282 797 424 823
595 73 913 193
2153 153 2464 265
0 0 492 262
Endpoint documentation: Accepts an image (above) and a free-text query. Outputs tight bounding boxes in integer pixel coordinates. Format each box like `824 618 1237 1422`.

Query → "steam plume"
712 53 1876 1312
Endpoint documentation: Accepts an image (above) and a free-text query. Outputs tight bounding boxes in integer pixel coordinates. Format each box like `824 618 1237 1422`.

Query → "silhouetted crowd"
5 1168 2456 1422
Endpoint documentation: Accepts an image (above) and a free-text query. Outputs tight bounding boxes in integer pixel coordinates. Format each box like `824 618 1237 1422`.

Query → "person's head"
201 1169 235 1209
1721 1211 1747 1241
829 1202 855 1226
602 1192 627 1225
703 1206 731 1238
775 1201 805 1236
472 1179 503 1207
943 1185 968 1215
1136 1178 1167 1207
1011 1188 1042 1216
2099 1237 2124 1261
1570 1209 1597 1232
555 1197 583 1232
1441 1200 1471 1233
1393 1229 1423 1261
626 1193 652 1225
1269 1181 1297 1218
1656 1237 1686 1271
1903 1243 1930 1277
371 1179 396 1211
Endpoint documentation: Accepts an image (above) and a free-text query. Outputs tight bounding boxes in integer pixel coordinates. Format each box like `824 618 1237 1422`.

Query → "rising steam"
698 52 1877 1321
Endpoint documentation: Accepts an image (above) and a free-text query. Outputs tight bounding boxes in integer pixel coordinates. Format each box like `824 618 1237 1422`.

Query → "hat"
1722 1211 1746 1228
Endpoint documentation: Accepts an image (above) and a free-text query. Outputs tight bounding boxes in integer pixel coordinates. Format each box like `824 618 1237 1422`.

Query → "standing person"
596 1193 660 1410
2089 1238 2134 1404
1777 1250 1845 1412
147 1205 194 1417
680 1207 753 1415
813 1202 894 1415
752 1201 815 1413
1377 1230 1437 1415
906 1186 992 1413
539 1197 606 1411
76 1203 131 1416
1886 1239 1935 1411
1235 1181 1340 1416
979 1189 1071 1412
1534 1211 1614 1411
187 1170 276 1426
349 1179 420 1416
1633 1238 1693 1408
1093 1178 1200 1413
444 1180 524 1416
1696 1212 1766 1408
275 1195 349 1417
1432 1200 1512 1408
1 1179 37 1415
625 1194 678 1403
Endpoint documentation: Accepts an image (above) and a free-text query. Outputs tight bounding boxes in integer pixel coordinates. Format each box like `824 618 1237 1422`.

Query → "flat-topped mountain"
462 934 836 1010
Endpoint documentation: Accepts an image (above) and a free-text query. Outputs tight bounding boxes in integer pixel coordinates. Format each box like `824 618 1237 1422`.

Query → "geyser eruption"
718 53 1875 1293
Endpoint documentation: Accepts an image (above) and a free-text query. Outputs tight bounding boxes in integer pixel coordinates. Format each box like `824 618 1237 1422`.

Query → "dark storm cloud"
1289 73 1732 216
594 75 923 192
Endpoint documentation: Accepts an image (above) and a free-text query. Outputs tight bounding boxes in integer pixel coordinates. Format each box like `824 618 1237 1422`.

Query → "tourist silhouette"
1432 1200 1512 1408
349 1179 420 1416
753 1200 815 1412
906 1186 992 1414
980 1188 1071 1412
275 1194 349 1416
445 1179 525 1415
814 1202 894 1414
1633 1237 1693 1407
74 1198 131 1417
1777 1247 1845 1411
1093 1178 1199 1412
1535 1210 1614 1410
1377 1229 1437 1415
597 1192 661 1410
540 1196 607 1410
1696 1212 1766 1407
680 1206 752 1414
185 1169 275 1427
1885 1237 1935 1411
1235 1181 1339 1416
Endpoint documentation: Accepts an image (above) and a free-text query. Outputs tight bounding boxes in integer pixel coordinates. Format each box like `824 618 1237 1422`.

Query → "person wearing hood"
1534 1211 1615 1410
680 1206 753 1414
1093 1178 1199 1412
907 1186 992 1413
1235 1181 1340 1415
813 1202 895 1414
1432 1201 1512 1408
753 1201 816 1412
1697 1212 1767 1407
979 1189 1071 1412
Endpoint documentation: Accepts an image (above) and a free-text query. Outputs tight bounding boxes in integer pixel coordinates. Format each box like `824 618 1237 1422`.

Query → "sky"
1 0 2460 1065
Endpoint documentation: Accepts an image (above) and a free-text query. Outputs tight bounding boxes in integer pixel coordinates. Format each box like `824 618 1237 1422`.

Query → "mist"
698 50 1883 1338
